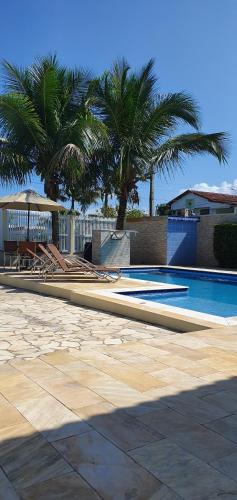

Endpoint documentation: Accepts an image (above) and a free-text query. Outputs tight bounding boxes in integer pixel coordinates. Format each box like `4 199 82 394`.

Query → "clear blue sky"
0 0 236 211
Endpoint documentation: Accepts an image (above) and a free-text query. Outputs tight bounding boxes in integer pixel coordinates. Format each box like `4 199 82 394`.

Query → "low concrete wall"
92 230 131 266
197 213 237 267
125 217 168 265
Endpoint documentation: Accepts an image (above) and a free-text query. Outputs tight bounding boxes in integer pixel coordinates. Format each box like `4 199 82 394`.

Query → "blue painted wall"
167 217 199 266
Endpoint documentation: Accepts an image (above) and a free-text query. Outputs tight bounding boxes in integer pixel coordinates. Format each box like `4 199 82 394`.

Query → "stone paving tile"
82 376 148 408
160 392 230 424
53 430 177 500
153 343 209 361
36 377 104 409
0 467 20 500
211 451 237 483
75 405 164 451
129 439 237 499
0 393 26 428
202 390 237 412
19 472 100 500
0 285 176 361
0 422 72 490
101 347 168 372
15 394 91 442
138 407 197 436
171 425 237 463
0 372 45 405
1 284 237 497
205 414 237 444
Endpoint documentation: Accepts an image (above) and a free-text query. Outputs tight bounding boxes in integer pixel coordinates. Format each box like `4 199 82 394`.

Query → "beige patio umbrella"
0 189 64 241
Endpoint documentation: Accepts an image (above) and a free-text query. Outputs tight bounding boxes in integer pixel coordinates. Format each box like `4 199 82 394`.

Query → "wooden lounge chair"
46 244 120 282
26 247 53 276
47 244 121 273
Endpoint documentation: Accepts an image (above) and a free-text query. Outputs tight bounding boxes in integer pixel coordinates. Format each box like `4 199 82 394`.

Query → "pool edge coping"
0 267 236 332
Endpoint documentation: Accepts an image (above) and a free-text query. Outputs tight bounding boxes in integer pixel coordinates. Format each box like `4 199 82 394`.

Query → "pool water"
122 269 237 317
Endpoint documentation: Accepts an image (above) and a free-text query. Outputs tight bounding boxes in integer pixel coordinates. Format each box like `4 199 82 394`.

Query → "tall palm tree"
149 170 155 216
0 55 103 245
95 59 228 229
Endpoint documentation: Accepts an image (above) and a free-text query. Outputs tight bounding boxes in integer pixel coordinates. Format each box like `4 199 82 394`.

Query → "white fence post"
74 216 117 254
69 215 75 254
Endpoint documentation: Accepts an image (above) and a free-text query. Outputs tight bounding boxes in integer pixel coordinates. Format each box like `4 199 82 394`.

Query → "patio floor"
0 285 176 361
1 286 237 498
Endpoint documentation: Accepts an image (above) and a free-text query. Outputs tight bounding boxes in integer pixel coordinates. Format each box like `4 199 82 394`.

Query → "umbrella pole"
27 203 30 241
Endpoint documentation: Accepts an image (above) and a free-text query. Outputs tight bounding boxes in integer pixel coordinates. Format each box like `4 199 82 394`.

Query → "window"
199 208 210 215
215 207 234 214
185 198 194 209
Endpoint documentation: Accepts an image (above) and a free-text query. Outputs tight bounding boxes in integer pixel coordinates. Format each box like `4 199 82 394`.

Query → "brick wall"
197 213 237 267
126 214 237 268
125 217 168 264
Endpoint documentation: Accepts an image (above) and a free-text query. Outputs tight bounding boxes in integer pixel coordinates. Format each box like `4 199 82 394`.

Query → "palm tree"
94 59 228 229
0 55 103 245
149 169 155 216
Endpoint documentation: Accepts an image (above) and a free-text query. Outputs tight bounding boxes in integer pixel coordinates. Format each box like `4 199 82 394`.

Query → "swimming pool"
121 268 237 317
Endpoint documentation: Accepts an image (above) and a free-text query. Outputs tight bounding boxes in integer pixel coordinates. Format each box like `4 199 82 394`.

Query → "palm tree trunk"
104 193 108 208
116 190 128 230
149 171 155 217
71 197 75 211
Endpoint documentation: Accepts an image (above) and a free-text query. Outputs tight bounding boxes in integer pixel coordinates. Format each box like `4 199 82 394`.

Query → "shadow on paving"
1 374 237 499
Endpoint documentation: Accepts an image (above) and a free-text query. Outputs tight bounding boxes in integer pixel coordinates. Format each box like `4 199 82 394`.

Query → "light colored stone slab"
19 472 100 500
53 430 175 499
0 394 26 428
85 377 146 408
0 468 19 500
0 422 72 490
171 425 237 463
202 390 237 413
211 450 237 483
38 378 104 409
138 407 197 435
205 414 237 444
0 373 44 405
10 358 65 382
74 402 116 418
15 394 91 442
154 343 208 360
129 438 237 499
163 393 230 424
75 406 164 451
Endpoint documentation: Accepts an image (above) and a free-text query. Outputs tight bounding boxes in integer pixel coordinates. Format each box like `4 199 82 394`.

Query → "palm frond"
142 93 200 144
49 143 85 172
1 61 32 95
155 132 229 175
0 140 31 184
66 68 92 108
29 56 61 134
0 93 46 148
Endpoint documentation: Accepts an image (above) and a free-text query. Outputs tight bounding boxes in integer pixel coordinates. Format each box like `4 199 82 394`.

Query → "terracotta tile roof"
169 189 237 205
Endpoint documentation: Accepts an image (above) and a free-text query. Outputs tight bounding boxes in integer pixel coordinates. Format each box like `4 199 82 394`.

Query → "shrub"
126 208 145 218
100 206 117 218
156 203 171 216
214 224 237 268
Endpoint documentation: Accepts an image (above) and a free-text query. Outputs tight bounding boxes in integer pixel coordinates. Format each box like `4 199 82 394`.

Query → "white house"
169 189 237 215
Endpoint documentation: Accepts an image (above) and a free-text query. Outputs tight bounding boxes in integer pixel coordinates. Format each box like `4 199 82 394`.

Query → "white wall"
171 193 232 211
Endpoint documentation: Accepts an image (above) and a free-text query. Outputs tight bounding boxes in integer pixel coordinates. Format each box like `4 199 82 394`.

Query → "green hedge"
214 224 237 268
